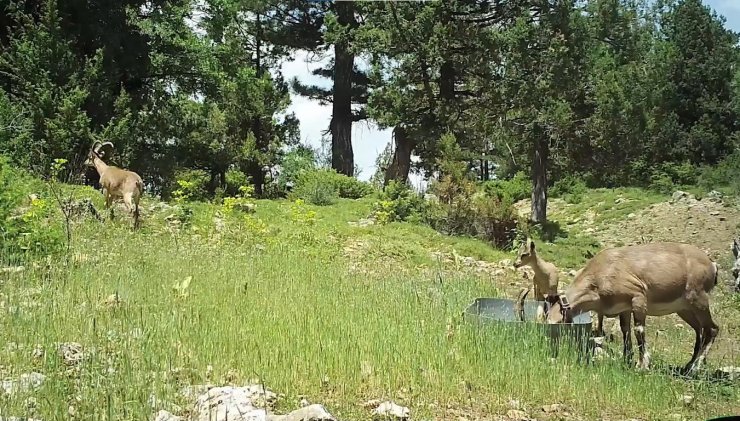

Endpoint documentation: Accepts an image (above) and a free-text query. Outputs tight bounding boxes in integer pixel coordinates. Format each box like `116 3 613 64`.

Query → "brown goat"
85 141 144 229
514 239 559 322
545 242 719 374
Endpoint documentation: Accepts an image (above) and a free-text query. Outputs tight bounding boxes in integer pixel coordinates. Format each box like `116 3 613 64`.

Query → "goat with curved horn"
514 287 530 322
544 242 719 375
513 239 559 323
85 140 144 229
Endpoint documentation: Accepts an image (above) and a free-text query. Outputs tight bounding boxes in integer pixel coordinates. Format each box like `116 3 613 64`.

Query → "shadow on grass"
527 220 569 243
649 360 740 385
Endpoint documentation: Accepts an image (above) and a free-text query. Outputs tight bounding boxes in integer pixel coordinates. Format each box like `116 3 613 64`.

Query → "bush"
224 169 249 197
0 156 63 261
482 171 531 202
276 146 317 193
699 150 740 195
658 161 699 186
291 169 374 205
425 182 518 248
424 144 518 249
171 169 210 202
292 170 339 206
471 194 519 249
370 181 426 224
648 172 676 195
648 161 699 194
334 174 374 199
550 174 588 204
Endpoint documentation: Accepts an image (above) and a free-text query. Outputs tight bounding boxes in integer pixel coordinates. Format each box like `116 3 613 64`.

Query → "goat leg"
133 204 140 230
619 312 633 365
592 313 604 337
632 297 650 370
684 308 719 375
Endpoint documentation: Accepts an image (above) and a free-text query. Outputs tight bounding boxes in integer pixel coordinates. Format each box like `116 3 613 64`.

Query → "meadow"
1 181 740 421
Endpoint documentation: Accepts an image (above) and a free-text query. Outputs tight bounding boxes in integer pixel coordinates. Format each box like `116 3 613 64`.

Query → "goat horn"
91 141 102 152
101 141 114 149
515 287 530 322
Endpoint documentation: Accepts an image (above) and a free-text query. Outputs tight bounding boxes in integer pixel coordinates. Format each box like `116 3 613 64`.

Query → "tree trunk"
384 125 415 187
439 60 455 101
251 12 265 196
330 1 356 177
530 133 549 224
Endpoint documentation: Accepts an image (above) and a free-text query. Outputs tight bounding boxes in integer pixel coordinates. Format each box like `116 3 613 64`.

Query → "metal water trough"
463 297 594 360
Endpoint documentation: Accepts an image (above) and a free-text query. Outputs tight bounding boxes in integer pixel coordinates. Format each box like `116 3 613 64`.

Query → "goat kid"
545 242 719 375
85 141 144 229
514 239 559 322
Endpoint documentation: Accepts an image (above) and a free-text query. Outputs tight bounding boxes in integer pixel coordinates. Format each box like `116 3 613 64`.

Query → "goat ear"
529 240 536 252
733 239 740 258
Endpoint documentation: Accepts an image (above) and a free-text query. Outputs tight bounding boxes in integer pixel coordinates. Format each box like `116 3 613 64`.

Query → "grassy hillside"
1 177 739 420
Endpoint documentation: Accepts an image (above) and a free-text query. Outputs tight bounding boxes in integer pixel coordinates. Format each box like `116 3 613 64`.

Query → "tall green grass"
1 190 738 420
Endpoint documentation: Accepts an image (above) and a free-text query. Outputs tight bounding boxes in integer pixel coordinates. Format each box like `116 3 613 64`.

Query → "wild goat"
544 242 719 374
732 239 740 292
85 141 144 229
513 239 559 322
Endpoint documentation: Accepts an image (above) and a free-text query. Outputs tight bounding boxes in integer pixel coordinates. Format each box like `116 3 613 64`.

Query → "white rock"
718 366 740 380
154 410 183 421
505 409 532 420
234 203 256 213
267 404 335 421
679 394 693 406
1 372 46 395
193 385 276 421
371 401 410 420
58 342 85 366
542 403 567 413
0 266 25 274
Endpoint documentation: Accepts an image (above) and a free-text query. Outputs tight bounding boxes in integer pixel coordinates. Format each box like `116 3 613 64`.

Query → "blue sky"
280 0 740 182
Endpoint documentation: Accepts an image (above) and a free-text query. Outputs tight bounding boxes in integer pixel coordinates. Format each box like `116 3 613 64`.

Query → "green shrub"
0 156 21 229
225 169 249 197
648 171 676 195
699 150 740 195
370 181 426 223
472 194 519 249
648 161 699 194
276 146 318 193
171 169 210 202
424 149 518 249
482 171 531 202
659 161 699 186
292 170 339 206
0 156 63 262
334 175 374 199
550 174 588 204
292 169 373 205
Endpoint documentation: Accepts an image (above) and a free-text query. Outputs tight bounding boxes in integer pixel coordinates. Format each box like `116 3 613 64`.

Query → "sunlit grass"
1 187 739 420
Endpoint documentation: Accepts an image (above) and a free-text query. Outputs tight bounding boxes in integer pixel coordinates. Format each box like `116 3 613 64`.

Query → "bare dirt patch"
595 195 739 262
